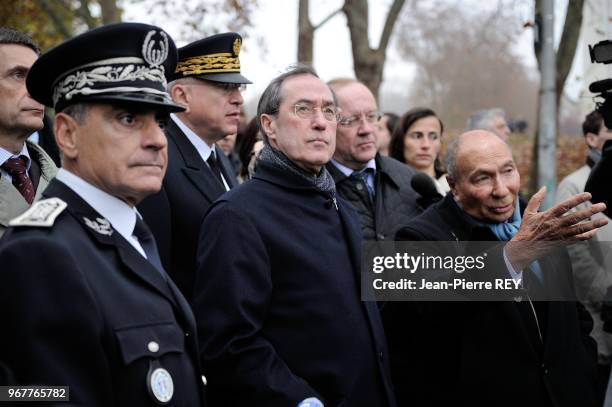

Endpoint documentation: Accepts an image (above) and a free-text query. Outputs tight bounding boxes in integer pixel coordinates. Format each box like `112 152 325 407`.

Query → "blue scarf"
483 200 543 282
487 201 521 241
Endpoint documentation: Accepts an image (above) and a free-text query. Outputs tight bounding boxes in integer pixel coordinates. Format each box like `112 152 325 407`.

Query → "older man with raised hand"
326 78 420 241
138 32 249 300
193 65 396 407
0 27 57 237
385 130 606 407
0 23 205 406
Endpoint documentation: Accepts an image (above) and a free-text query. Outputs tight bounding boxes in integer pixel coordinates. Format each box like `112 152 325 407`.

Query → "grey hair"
445 130 514 182
60 103 89 124
443 134 463 182
466 108 506 131
0 27 40 54
168 77 198 94
257 64 334 143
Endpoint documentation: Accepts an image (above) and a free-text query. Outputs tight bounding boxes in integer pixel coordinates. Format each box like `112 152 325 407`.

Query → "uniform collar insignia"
83 216 114 236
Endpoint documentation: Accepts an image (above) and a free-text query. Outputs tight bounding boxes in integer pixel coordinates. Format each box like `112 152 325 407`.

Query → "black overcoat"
0 179 205 406
385 194 600 407
193 161 397 407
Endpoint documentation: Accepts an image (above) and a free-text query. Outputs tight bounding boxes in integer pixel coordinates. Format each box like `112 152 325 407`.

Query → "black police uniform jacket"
326 154 421 242
138 119 239 300
193 160 397 407
384 193 600 407
0 179 205 406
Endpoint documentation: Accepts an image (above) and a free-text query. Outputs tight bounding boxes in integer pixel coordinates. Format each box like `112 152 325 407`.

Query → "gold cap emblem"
233 38 241 57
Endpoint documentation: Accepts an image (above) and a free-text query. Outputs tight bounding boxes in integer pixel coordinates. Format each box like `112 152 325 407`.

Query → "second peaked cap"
174 32 251 84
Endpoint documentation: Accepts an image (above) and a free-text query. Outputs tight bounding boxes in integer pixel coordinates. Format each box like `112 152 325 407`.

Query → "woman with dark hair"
235 117 264 182
390 107 449 194
377 112 399 156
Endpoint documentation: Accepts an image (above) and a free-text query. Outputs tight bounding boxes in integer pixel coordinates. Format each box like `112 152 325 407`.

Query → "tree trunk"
36 0 73 38
297 0 314 64
528 0 583 196
99 0 121 25
342 0 405 99
555 0 583 108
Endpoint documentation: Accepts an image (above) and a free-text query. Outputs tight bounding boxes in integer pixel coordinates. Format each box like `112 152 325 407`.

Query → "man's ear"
446 175 457 198
585 133 598 149
170 83 190 113
54 113 80 160
260 114 278 147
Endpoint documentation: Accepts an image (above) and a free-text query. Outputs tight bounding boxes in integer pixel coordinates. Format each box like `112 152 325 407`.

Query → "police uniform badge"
9 197 67 227
147 362 174 404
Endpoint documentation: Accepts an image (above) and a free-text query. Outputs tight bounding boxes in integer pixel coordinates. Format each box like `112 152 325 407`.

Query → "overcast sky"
123 0 602 116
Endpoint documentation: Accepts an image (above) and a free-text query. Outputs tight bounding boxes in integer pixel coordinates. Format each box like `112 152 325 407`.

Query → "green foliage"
0 0 72 51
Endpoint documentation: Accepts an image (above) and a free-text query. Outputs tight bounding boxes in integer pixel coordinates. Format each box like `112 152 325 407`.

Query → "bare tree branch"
35 0 72 38
378 0 405 51
555 0 584 105
298 0 314 63
313 7 342 30
99 0 121 25
534 0 542 69
76 0 99 29
343 0 371 54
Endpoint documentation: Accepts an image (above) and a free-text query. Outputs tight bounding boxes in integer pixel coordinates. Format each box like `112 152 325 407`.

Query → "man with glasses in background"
326 78 420 242
192 65 397 407
139 32 250 300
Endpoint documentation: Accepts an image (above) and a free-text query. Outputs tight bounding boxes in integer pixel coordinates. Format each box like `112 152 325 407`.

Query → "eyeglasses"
293 103 341 122
205 81 247 93
407 132 441 142
338 111 382 127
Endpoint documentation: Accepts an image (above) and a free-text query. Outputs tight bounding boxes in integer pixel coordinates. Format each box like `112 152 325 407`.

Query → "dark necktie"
351 168 375 198
207 152 225 186
2 156 35 204
133 216 165 277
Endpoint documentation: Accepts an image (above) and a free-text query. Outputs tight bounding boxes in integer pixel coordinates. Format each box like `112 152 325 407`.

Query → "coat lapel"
0 143 57 228
167 121 226 203
215 144 238 188
0 178 28 228
112 233 179 309
43 180 180 310
27 141 58 201
336 198 387 338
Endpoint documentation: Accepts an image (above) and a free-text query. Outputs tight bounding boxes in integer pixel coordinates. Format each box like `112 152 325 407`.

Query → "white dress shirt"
55 169 148 258
170 114 230 191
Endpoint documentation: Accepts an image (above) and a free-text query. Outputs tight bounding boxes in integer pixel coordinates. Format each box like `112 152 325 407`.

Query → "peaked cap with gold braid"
174 32 251 84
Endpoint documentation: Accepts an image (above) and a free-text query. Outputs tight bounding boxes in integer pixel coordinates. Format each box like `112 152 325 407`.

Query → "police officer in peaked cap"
0 22 206 406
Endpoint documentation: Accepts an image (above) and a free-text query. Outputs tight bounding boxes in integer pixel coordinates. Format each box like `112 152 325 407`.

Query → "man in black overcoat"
386 130 607 407
192 65 397 407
